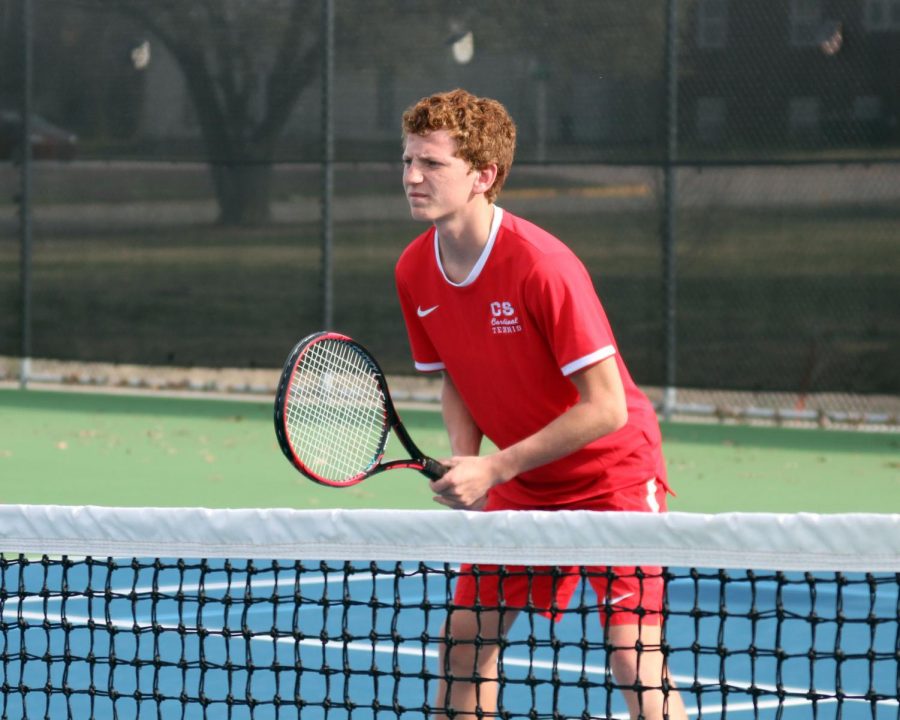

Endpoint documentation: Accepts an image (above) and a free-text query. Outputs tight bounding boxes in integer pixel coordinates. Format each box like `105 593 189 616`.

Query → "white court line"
10 568 396 606
267 635 898 714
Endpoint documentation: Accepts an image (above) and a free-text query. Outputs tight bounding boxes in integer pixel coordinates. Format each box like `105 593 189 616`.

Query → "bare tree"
84 0 666 223
107 0 321 225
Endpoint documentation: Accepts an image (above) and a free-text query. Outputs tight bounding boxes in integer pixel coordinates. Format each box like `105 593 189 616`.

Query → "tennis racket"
274 331 447 487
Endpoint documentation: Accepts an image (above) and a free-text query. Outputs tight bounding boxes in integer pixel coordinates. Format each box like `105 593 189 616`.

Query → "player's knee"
607 634 664 687
439 625 501 678
441 638 501 678
608 644 641 686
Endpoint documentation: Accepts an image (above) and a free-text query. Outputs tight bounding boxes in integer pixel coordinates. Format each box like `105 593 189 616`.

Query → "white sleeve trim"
561 345 616 376
415 361 445 373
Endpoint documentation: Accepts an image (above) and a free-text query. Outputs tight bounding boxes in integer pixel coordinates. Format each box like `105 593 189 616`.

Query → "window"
790 0 822 46
696 97 726 143
697 0 729 48
864 0 900 30
788 97 820 136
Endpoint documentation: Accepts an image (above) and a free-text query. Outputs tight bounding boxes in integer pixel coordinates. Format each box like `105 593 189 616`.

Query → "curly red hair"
402 89 516 203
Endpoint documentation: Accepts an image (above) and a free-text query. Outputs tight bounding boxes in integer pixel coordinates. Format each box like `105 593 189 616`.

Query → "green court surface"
1 388 897 513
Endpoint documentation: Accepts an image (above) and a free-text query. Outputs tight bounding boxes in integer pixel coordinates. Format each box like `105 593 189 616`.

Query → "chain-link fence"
1 0 898 422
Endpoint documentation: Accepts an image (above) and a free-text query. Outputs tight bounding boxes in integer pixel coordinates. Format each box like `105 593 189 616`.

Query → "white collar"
434 206 504 287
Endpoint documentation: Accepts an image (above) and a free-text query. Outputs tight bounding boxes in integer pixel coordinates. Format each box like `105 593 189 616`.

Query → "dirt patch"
2 356 897 429
0 356 442 403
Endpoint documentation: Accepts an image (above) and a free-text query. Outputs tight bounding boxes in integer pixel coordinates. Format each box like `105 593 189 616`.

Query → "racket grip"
421 458 448 481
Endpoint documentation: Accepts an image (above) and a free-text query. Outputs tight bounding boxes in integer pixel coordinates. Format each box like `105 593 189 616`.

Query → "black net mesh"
2 556 898 719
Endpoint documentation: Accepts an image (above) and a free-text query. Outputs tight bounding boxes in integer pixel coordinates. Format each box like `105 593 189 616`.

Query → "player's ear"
472 163 498 197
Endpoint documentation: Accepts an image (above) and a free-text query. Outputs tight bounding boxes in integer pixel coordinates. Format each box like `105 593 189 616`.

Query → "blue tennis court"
2 557 897 719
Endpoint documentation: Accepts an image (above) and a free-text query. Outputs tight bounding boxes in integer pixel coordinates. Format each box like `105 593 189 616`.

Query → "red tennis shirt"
395 208 668 506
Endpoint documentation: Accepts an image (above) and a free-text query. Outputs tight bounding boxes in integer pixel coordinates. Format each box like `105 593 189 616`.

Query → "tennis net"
1 505 898 719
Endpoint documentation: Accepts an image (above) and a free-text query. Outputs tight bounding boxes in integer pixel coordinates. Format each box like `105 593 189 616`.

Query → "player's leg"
432 607 520 719
591 477 684 717
434 558 576 719
606 621 687 720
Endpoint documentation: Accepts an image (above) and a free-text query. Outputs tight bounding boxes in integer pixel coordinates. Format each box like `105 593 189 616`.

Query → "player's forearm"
441 372 483 456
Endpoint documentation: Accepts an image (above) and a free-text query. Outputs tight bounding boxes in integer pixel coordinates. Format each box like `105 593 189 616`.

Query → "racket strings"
284 340 388 483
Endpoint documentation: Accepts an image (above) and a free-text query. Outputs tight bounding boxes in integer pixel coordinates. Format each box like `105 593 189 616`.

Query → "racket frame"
274 331 445 487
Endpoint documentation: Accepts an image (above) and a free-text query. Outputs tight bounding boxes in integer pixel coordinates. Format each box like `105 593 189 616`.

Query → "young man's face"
402 130 481 224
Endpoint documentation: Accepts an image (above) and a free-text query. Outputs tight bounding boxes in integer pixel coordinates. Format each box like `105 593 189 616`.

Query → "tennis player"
395 89 687 720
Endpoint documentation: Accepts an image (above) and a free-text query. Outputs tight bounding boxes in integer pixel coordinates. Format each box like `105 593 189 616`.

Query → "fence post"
661 0 679 419
19 0 34 389
320 0 335 331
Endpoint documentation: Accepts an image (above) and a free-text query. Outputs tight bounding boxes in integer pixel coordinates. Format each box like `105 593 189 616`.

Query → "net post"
661 0 680 421
320 0 335 331
18 0 34 391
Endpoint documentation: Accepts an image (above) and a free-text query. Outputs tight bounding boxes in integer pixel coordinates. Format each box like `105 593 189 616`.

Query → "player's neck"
434 202 494 284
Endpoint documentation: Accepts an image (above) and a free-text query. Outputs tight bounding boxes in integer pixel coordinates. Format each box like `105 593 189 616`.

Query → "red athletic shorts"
453 478 668 627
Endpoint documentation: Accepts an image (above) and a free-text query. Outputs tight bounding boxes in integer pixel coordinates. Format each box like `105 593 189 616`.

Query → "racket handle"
421 458 448 481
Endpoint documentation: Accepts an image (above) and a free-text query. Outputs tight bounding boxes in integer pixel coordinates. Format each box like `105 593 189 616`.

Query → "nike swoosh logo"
608 592 634 606
417 305 439 318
